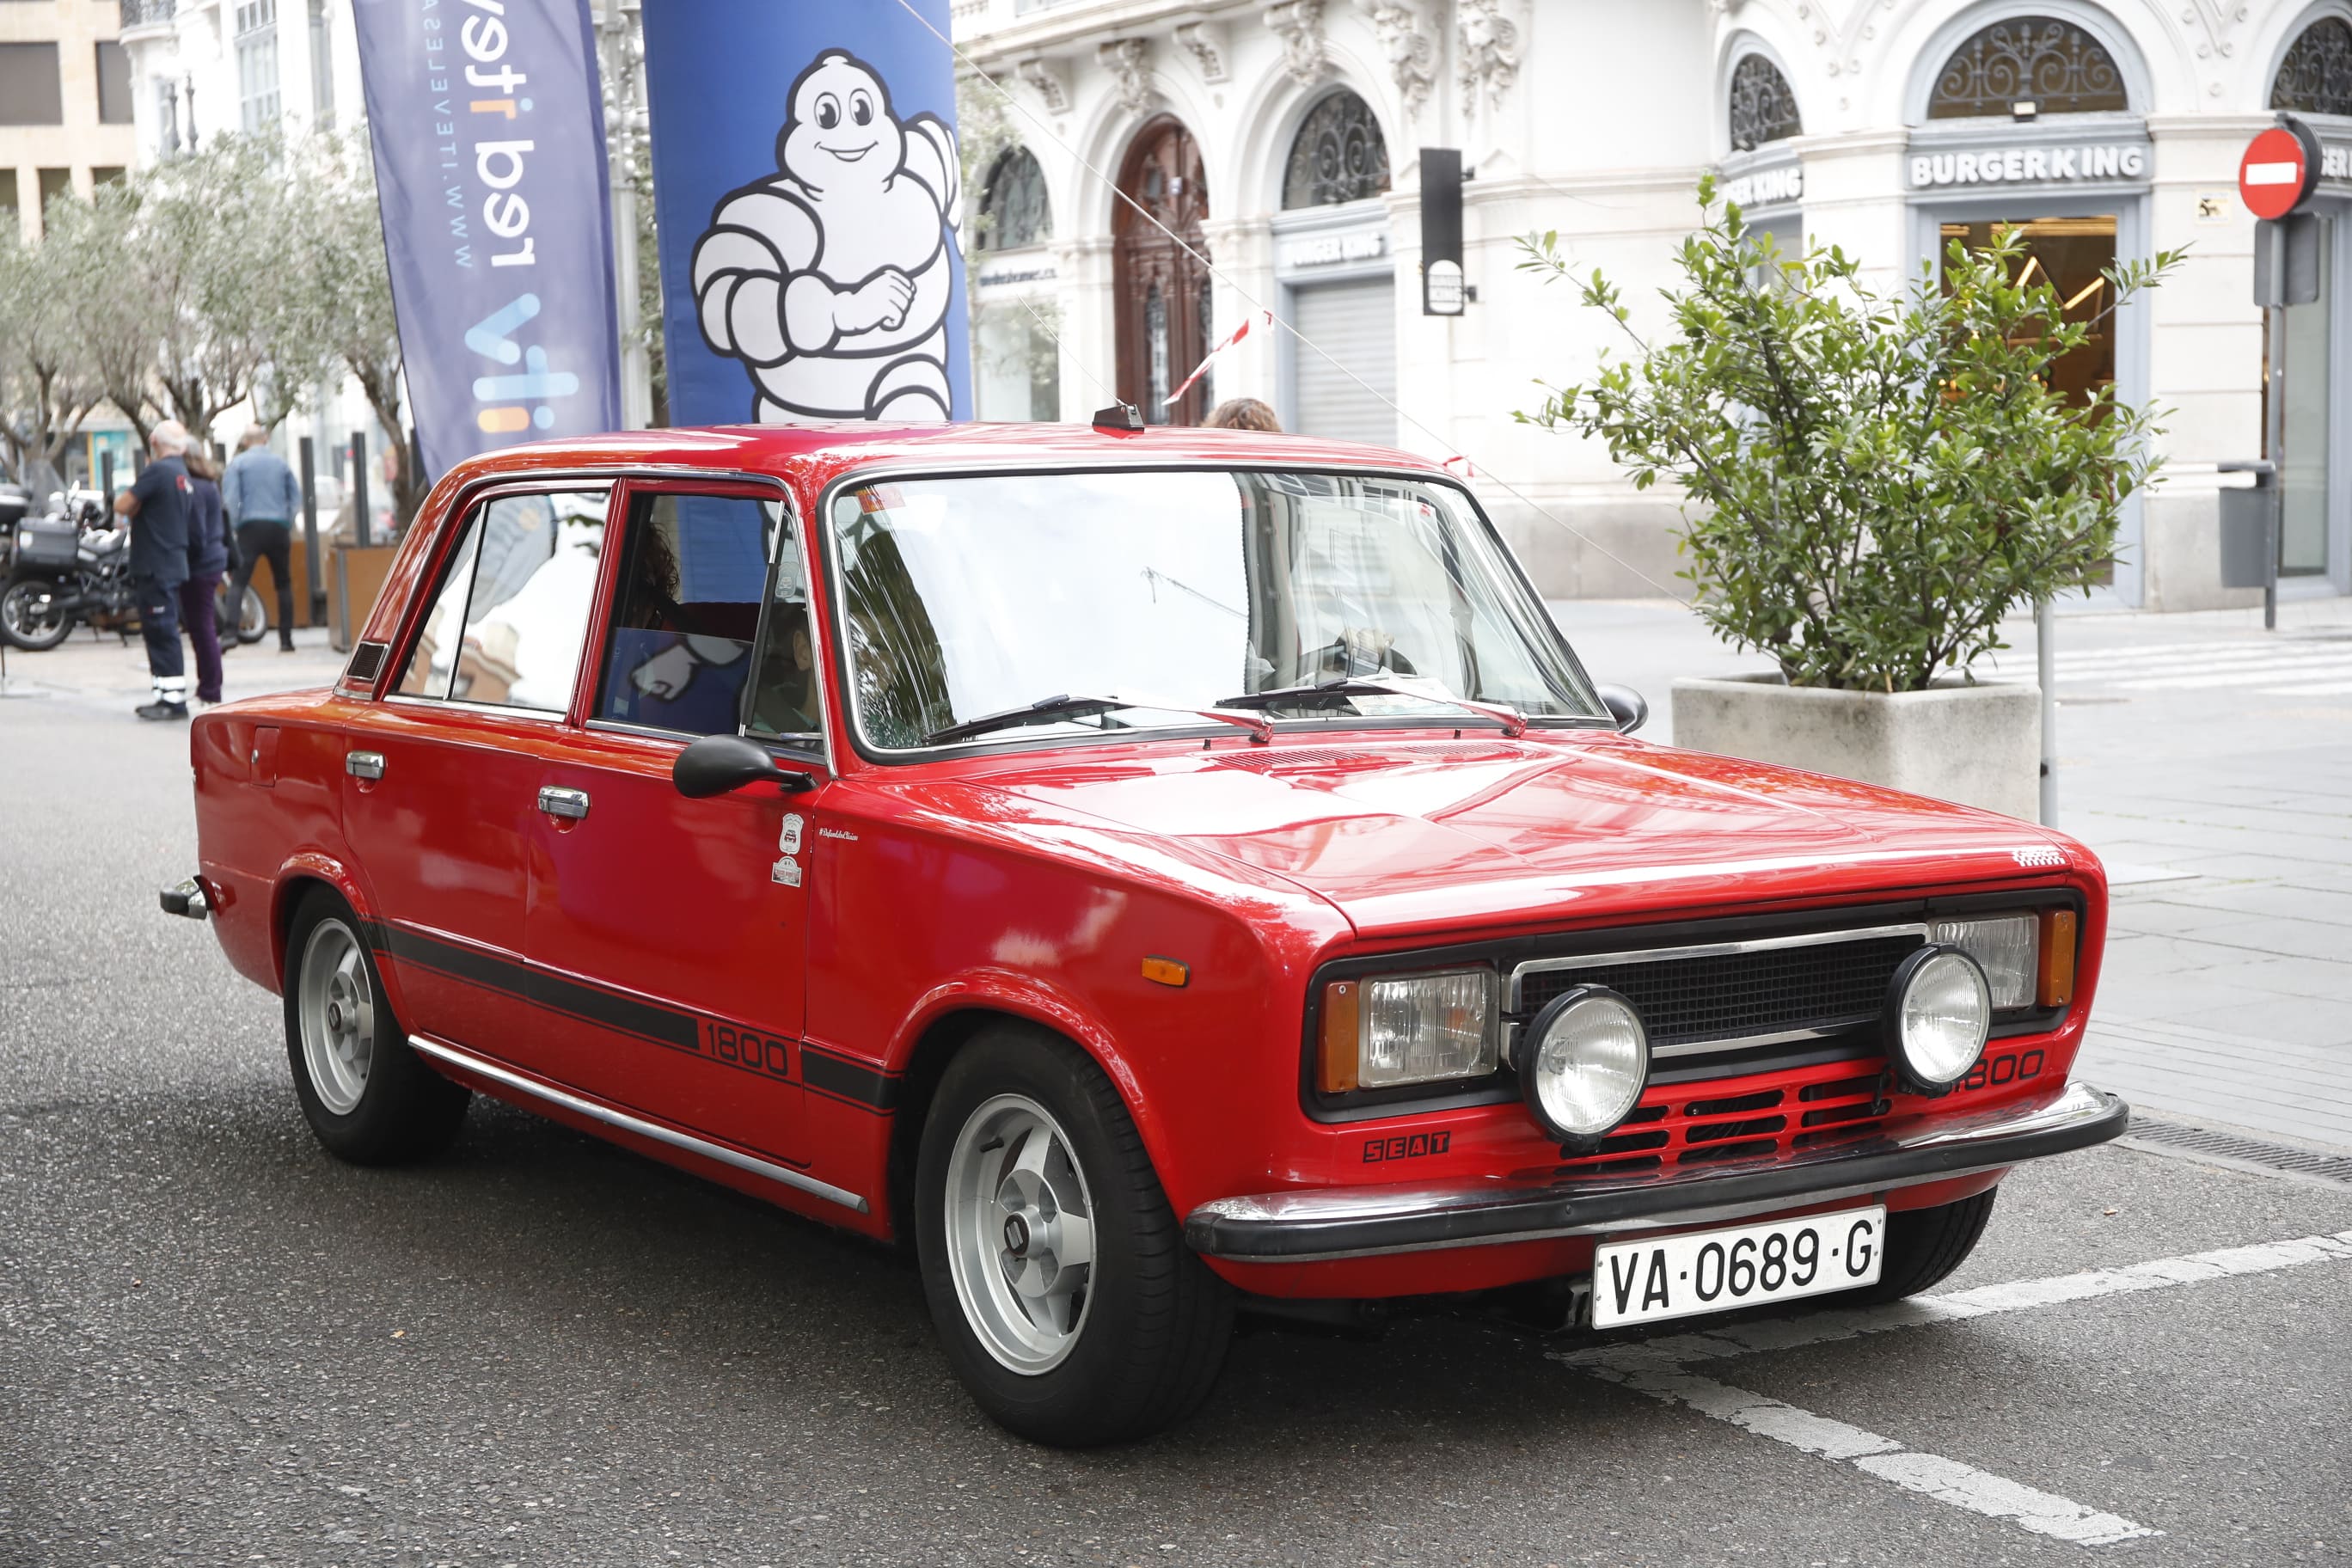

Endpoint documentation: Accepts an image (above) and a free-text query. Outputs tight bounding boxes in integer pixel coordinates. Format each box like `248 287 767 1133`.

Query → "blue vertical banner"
642 0 971 425
351 0 623 475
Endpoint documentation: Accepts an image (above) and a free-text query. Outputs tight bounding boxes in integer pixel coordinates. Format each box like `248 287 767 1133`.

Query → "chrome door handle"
537 786 591 820
345 750 385 781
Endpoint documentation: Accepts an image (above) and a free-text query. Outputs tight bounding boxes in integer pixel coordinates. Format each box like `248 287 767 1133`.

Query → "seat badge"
771 855 802 888
779 812 804 855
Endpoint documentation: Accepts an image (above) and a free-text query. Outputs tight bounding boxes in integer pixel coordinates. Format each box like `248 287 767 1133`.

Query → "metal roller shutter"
1290 276 1397 445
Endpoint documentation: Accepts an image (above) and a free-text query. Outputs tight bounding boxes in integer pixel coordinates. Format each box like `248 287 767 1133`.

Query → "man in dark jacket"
222 426 302 652
112 420 196 720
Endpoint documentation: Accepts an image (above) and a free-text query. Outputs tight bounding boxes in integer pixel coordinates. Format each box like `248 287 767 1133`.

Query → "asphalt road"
5 656 2352 1566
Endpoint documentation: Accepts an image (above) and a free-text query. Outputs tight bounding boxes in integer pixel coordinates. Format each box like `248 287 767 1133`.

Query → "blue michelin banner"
352 0 622 476
641 0 971 425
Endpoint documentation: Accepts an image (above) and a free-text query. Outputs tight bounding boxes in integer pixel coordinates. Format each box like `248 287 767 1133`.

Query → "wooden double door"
1113 118 1214 427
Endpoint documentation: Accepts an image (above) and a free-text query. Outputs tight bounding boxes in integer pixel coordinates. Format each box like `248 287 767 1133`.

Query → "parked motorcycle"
1 494 135 651
0 492 266 652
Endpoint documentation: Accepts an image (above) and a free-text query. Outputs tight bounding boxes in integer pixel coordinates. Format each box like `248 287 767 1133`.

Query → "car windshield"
826 468 1607 752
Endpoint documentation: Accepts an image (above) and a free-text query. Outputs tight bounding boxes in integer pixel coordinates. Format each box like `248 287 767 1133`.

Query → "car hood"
940 732 2082 940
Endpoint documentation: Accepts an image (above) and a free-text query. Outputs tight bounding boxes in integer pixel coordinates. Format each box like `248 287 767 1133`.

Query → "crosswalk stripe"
2059 650 2352 677
2112 666 2352 690
2256 680 2352 695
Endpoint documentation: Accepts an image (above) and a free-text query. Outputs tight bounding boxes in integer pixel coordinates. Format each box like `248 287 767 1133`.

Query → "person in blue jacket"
221 425 303 652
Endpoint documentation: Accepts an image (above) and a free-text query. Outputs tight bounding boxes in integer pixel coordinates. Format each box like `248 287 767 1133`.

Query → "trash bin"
2216 459 2275 591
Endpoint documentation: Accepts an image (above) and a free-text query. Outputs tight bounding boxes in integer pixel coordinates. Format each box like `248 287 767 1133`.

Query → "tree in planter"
1517 184 2182 693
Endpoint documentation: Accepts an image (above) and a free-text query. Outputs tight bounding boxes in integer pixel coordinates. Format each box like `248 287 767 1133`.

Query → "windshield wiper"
1216 675 1529 738
923 694 1272 748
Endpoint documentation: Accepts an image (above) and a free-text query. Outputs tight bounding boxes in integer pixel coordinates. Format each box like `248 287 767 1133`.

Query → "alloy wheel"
942 1093 1098 1373
297 919 376 1115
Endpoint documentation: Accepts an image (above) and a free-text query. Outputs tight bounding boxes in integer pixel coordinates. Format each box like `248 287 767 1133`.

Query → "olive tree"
1517 183 2182 692
0 220 103 491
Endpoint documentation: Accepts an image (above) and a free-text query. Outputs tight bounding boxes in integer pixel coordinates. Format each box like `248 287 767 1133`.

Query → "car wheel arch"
268 856 375 991
880 993 1170 1250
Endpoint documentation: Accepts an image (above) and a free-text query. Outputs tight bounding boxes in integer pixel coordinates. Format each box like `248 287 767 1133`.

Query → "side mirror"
672 734 818 799
1596 684 1648 735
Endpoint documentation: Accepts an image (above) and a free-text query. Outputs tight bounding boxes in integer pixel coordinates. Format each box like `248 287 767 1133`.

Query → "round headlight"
1518 986 1650 1145
1888 946 1992 1093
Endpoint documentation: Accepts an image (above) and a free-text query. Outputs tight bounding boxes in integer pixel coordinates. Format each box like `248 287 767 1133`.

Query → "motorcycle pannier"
15 518 78 570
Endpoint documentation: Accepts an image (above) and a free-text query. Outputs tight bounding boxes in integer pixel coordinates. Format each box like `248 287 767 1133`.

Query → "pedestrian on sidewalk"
111 420 195 721
179 449 233 707
222 425 301 653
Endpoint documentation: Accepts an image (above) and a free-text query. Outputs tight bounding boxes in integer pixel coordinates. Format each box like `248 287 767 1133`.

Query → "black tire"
218 581 267 646
282 888 469 1164
916 1023 1233 1447
0 573 75 651
1852 1189 1998 1303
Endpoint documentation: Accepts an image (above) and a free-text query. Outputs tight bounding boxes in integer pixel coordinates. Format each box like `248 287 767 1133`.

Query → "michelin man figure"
691 51 961 421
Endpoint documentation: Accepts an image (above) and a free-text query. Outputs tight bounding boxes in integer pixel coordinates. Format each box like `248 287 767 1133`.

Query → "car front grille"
1517 1057 1893 1178
1514 926 1926 1057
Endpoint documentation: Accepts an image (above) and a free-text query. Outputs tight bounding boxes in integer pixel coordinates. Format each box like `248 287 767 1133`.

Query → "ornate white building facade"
956 0 2352 609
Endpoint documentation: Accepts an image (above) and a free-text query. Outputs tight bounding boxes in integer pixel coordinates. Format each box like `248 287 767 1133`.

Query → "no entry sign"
2240 120 2322 220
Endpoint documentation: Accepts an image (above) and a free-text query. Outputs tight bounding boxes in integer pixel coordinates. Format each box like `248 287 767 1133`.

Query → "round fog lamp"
1519 986 1650 1147
1888 946 1992 1093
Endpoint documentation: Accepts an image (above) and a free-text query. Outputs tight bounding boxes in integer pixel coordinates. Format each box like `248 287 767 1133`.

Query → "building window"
309 0 334 123
95 40 132 125
1282 89 1389 209
1927 16 2127 118
2273 16 2352 117
92 166 126 187
977 147 1050 251
0 43 64 126
1727 54 1802 150
235 0 281 132
37 168 72 230
155 77 181 153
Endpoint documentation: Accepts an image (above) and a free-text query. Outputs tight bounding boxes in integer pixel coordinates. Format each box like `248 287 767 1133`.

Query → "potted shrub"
1517 187 2179 819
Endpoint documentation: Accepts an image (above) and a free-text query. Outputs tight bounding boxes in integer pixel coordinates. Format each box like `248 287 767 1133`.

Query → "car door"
343 484 612 1062
523 479 824 1164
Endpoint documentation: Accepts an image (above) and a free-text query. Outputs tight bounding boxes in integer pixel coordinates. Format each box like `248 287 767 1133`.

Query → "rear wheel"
1852 1188 1998 1302
916 1023 1233 1446
0 573 73 651
217 581 266 646
283 889 469 1164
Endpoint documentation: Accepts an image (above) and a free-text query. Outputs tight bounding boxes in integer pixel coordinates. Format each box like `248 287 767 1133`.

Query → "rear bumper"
1185 1080 2128 1263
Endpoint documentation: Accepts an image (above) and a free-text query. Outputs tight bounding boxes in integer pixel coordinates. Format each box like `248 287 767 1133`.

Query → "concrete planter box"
1670 674 2040 821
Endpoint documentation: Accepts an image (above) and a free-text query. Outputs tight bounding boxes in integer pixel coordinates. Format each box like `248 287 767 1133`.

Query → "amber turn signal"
1317 980 1362 1093
1141 955 1190 989
2037 908 2078 1009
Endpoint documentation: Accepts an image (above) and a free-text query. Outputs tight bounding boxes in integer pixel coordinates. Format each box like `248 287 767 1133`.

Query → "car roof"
432 420 1455 493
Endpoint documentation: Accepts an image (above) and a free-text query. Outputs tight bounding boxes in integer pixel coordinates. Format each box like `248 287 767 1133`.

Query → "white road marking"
1582 1358 2158 1546
1552 1229 2352 1546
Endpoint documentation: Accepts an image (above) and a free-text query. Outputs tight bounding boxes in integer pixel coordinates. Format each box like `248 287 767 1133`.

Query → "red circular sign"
2240 126 2316 221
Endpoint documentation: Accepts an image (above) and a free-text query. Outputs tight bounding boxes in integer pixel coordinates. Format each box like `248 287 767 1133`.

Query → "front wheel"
916 1023 1233 1446
0 573 74 651
283 888 469 1164
1849 1188 1998 1303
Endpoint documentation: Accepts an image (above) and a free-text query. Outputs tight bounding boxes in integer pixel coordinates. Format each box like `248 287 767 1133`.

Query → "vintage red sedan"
168 420 2126 1445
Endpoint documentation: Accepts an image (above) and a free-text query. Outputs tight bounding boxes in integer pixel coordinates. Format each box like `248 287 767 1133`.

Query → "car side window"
744 503 823 744
390 489 609 712
595 491 784 737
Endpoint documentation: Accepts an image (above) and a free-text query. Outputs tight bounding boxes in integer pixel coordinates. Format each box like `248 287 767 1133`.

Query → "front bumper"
1185 1080 2128 1263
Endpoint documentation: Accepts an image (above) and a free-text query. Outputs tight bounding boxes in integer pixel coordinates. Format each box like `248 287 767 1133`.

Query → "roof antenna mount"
1092 402 1146 432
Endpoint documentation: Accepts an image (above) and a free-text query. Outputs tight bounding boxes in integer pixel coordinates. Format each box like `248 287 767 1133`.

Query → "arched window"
1927 16 2128 119
977 146 1050 252
1281 89 1390 209
1727 54 1802 151
2273 16 2352 117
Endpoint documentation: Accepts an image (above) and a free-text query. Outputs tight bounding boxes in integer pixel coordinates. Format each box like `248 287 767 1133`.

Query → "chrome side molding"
406 1032 868 1214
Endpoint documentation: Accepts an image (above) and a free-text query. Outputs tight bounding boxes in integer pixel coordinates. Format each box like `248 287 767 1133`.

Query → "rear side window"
595 490 799 738
391 489 610 712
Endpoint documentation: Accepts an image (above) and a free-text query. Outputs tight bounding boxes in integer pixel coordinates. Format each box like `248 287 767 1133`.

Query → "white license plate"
1591 1205 1886 1328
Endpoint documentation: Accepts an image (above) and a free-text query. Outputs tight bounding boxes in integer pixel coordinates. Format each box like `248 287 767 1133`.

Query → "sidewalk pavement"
1555 594 2352 1154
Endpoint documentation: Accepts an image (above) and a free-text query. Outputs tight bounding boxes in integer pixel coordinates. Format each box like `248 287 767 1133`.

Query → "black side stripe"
364 921 898 1112
799 1046 900 1111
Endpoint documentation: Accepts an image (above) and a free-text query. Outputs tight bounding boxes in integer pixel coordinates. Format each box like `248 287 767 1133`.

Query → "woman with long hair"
179 449 233 706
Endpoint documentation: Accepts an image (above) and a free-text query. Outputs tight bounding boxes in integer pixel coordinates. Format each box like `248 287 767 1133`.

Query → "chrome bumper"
1185 1081 2128 1263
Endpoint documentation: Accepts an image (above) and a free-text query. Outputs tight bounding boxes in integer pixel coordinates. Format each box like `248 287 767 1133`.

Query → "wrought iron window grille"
1282 89 1391 209
1727 54 1802 152
978 147 1051 253
2272 17 2352 119
1927 17 2127 119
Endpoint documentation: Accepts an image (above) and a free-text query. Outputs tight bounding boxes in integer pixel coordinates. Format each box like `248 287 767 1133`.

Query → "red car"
167 420 2126 1445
